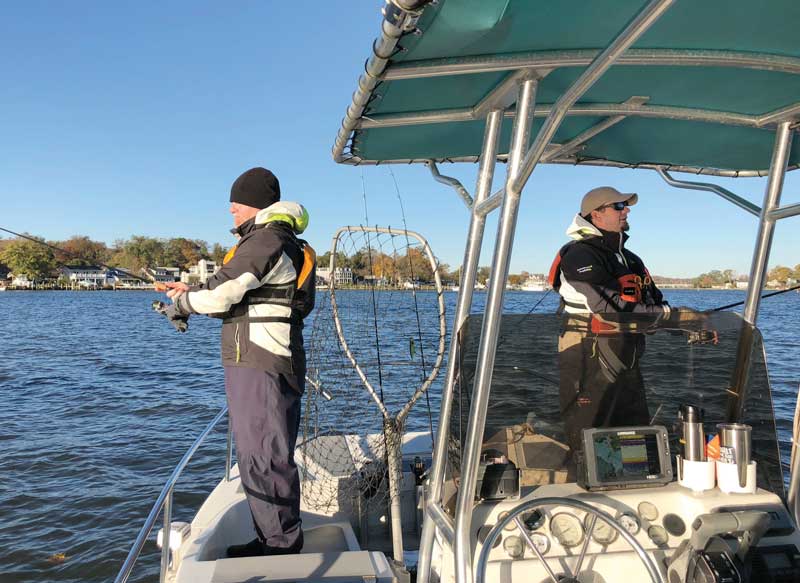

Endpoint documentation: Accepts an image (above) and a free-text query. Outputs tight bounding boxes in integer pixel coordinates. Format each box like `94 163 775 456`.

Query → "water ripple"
0 289 797 582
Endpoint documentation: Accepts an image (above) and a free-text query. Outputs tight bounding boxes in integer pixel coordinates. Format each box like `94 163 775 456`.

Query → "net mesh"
300 227 446 515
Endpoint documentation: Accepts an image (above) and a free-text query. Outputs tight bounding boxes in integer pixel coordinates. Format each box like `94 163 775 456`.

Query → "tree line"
692 266 800 288
317 249 546 286
0 235 229 281
4 234 797 288
318 248 450 283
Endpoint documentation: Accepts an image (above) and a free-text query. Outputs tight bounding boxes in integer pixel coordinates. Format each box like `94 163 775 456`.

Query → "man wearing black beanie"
163 167 315 557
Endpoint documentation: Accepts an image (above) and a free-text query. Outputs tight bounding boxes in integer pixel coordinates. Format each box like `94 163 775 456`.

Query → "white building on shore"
61 265 108 289
182 259 219 284
316 266 354 286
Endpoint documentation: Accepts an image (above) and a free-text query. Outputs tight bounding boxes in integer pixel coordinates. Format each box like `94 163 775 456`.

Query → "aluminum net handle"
328 225 447 423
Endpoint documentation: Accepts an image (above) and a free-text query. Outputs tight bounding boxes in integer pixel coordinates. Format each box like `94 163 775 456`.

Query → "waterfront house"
520 274 549 291
142 266 181 284
316 266 354 286
10 274 33 288
181 259 219 285
60 265 108 289
107 268 146 289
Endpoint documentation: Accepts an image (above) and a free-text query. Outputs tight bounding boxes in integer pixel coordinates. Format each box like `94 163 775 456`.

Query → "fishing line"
0 225 152 284
360 170 386 405
712 284 800 312
388 166 435 446
360 170 395 484
525 288 553 315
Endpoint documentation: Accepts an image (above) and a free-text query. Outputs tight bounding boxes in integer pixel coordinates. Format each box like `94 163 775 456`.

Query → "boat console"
443 312 800 582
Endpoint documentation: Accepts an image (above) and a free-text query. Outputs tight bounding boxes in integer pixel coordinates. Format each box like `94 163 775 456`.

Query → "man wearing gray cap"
162 167 315 557
548 186 669 453
549 186 669 315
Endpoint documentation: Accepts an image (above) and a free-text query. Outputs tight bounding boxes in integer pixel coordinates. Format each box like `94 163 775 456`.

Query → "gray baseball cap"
580 186 638 217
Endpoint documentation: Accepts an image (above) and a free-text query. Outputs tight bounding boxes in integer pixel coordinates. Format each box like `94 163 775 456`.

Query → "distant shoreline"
0 287 158 292
3 286 793 293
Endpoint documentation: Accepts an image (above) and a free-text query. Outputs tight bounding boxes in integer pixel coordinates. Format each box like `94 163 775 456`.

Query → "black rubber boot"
263 532 303 556
226 532 303 558
226 538 267 558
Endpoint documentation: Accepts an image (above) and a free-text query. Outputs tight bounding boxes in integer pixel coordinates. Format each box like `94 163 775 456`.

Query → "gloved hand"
151 300 189 333
687 328 718 345
664 308 718 344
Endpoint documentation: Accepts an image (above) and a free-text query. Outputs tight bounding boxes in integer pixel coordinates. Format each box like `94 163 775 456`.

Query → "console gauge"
527 532 550 556
522 509 546 531
503 535 524 558
619 513 641 535
498 511 516 531
647 525 669 546
637 501 659 522
584 513 618 544
550 513 584 547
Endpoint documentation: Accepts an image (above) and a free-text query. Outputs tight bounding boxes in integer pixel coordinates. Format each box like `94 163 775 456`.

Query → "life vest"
548 242 590 313
548 241 655 314
223 238 316 327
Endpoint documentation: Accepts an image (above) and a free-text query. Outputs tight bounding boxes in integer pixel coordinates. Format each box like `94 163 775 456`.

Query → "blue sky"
1 1 797 278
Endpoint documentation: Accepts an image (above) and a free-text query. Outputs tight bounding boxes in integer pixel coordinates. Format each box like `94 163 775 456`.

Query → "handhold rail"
114 406 230 583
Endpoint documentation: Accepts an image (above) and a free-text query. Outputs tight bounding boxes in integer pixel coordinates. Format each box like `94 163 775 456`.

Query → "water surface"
0 289 797 582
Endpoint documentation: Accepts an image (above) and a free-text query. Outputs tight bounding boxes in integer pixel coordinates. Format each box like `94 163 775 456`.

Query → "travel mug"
717 423 752 488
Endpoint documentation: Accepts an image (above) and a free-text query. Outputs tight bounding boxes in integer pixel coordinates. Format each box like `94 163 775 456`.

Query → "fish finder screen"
593 432 661 481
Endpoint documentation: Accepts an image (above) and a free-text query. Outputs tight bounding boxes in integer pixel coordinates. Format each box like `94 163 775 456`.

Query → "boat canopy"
334 0 800 175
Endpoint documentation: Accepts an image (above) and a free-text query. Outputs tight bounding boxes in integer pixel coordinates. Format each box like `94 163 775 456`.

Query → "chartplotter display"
579 426 673 491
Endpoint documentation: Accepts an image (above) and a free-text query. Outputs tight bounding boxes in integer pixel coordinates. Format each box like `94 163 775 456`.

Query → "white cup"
677 456 716 492
716 460 757 494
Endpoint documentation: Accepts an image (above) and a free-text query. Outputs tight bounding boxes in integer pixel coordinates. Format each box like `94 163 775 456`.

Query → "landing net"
301 226 446 521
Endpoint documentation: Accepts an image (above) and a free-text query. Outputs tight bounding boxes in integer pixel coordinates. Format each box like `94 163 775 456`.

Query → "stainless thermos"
678 404 706 462
717 423 752 488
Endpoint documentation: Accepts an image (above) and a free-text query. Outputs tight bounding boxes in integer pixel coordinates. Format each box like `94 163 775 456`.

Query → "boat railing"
114 406 232 583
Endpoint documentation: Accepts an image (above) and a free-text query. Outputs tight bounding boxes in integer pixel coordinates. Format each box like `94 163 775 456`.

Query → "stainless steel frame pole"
159 491 173 583
510 0 675 195
416 109 503 583
454 77 538 583
743 121 794 325
726 121 793 424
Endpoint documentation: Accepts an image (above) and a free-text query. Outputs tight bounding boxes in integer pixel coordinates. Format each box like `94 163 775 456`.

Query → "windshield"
447 311 783 503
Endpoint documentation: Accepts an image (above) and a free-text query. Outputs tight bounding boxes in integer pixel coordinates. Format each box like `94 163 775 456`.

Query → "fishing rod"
712 284 800 312
0 225 157 286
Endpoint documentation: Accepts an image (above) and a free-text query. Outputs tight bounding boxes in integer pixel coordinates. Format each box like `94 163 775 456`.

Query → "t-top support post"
416 108 504 583
742 121 794 325
453 75 538 583
726 121 794 424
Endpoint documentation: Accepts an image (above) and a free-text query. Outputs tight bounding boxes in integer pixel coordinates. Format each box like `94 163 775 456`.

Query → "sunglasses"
601 201 629 211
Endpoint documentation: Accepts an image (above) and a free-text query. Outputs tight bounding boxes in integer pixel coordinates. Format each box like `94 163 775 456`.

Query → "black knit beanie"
229 167 281 209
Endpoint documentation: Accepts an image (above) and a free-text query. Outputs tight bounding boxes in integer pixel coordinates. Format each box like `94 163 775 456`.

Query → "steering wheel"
475 497 665 583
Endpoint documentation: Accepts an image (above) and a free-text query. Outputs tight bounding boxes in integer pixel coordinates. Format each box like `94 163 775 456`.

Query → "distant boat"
520 282 547 292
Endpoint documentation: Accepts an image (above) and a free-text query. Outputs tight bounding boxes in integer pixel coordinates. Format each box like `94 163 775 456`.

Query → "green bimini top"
332 0 800 176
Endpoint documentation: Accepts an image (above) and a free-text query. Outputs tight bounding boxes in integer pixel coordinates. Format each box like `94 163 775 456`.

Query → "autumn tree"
54 235 109 266
693 269 737 288
477 266 491 285
0 238 57 281
768 265 793 286
163 237 209 270
397 247 434 282
450 266 462 285
211 242 229 265
108 236 165 271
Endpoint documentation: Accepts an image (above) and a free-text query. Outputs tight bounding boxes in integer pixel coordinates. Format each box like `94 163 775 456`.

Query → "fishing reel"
152 300 189 333
687 329 718 345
